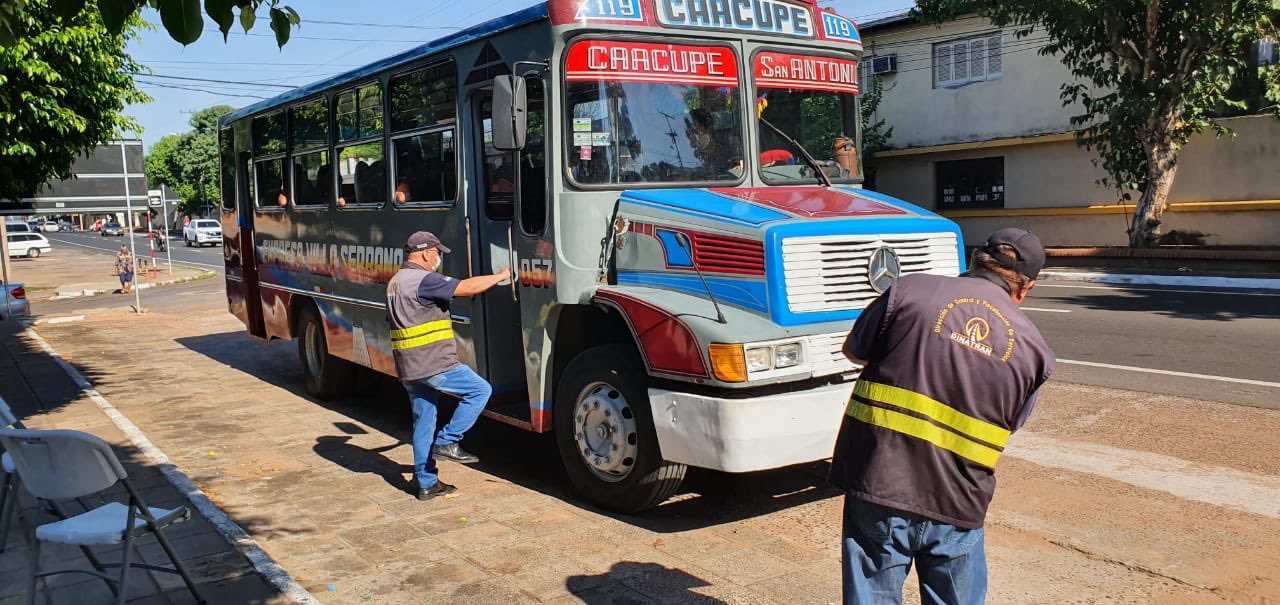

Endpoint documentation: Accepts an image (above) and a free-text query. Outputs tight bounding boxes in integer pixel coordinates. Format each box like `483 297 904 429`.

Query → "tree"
0 0 300 48
0 0 147 203
917 0 1280 247
145 105 233 216
860 75 894 157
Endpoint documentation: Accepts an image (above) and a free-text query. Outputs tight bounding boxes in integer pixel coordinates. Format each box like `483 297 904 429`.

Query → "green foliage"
916 0 1280 247
860 75 894 156
0 0 301 47
0 0 148 202
145 104 233 214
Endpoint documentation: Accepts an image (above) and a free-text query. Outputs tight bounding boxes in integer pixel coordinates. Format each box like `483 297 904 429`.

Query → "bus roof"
221 2 551 125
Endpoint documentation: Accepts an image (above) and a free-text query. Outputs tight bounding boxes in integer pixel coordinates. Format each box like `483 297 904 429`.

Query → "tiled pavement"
0 321 288 604
9 301 850 604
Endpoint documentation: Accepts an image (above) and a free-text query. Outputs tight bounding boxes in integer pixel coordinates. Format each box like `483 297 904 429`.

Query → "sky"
124 0 915 149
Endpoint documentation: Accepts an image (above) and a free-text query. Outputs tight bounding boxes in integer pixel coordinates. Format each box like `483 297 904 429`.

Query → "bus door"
222 127 265 338
471 92 530 420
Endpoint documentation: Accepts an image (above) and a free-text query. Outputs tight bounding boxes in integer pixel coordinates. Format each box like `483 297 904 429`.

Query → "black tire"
555 344 686 513
27 248 40 258
297 304 355 399
185 236 192 247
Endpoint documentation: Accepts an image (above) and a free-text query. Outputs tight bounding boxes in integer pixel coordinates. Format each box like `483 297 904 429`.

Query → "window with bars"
934 33 1002 87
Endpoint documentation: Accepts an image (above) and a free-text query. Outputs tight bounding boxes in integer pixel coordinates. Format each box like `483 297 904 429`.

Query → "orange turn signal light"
708 343 747 383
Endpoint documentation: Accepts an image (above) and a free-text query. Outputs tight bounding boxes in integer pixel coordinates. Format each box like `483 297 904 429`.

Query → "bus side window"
519 78 547 235
480 96 515 221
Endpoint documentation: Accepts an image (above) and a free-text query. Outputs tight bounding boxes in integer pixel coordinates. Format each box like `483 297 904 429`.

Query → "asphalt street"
34 237 1280 409
44 229 225 272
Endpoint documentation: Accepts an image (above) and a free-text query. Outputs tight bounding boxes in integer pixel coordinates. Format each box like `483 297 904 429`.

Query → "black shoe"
433 442 479 464
417 481 457 501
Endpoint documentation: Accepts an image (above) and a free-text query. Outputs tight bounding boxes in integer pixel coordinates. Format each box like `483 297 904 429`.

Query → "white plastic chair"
0 394 27 552
0 428 206 605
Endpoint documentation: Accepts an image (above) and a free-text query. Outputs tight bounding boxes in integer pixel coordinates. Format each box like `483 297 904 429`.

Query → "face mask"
433 254 443 273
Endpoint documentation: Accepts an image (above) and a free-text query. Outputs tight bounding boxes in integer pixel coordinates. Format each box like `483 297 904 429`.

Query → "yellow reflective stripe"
390 328 455 350
849 401 1002 468
390 319 452 340
853 380 1010 448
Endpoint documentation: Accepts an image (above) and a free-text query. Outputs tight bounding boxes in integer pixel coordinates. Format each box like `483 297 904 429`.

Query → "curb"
50 271 216 300
1040 270 1280 291
21 326 322 605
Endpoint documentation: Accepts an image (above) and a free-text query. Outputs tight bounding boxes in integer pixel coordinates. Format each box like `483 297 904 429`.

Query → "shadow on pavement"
1038 284 1280 321
567 562 727 604
176 330 839 532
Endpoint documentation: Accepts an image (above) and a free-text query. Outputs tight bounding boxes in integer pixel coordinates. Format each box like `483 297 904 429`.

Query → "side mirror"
492 75 528 151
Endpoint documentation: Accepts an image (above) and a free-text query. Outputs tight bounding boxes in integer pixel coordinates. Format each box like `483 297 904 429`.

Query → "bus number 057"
519 258 553 288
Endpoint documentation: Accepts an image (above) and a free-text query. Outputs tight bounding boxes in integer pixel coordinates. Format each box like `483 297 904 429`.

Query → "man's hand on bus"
454 267 512 297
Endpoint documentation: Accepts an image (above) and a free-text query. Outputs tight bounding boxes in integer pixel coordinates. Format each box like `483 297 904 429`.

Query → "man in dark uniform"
387 231 511 501
830 228 1056 604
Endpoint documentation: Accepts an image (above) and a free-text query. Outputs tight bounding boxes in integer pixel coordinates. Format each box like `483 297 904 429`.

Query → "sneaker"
432 442 479 464
417 481 457 501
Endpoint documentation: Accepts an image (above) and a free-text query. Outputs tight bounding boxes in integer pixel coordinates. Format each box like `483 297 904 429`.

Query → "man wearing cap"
830 228 1055 604
388 231 511 501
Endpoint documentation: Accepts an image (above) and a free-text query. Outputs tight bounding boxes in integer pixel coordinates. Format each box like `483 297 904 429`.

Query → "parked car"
101 222 124 236
6 221 32 234
58 220 75 231
40 220 59 233
26 221 38 232
183 219 222 247
7 233 52 258
0 281 28 320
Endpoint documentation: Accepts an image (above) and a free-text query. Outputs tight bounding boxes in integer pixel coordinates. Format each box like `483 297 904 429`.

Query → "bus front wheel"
555 344 685 513
297 304 354 399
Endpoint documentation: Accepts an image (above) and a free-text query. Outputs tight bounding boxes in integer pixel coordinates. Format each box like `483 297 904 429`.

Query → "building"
6 140 151 229
858 13 1280 247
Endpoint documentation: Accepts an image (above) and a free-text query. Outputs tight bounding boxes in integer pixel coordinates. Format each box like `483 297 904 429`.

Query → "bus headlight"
774 343 803 368
745 347 773 373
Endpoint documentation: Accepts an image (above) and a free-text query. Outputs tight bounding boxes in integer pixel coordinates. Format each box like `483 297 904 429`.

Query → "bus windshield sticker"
755 52 859 94
575 0 645 22
656 0 813 38
566 41 738 87
573 132 593 146
573 117 593 131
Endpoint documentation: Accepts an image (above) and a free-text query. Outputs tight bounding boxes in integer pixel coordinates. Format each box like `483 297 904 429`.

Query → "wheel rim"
572 381 639 482
303 319 323 379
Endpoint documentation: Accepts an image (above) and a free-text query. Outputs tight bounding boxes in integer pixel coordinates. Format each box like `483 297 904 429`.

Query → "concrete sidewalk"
0 320 290 605
6 247 212 302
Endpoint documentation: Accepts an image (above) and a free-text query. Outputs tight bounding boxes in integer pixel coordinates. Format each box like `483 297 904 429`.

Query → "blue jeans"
842 496 987 605
402 364 492 489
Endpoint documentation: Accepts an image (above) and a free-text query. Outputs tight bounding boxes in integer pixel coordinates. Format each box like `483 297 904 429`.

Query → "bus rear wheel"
297 304 354 399
555 344 685 513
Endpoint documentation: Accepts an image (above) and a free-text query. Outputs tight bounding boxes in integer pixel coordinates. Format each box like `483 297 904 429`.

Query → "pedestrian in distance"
115 245 135 294
387 231 511 501
830 228 1056 605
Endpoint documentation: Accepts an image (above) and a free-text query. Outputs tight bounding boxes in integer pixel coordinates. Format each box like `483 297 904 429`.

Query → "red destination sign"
754 52 859 94
566 41 738 86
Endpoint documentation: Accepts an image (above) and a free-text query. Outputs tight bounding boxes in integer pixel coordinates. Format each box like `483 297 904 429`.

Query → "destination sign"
656 0 814 38
755 52 859 94
566 41 738 86
573 0 645 22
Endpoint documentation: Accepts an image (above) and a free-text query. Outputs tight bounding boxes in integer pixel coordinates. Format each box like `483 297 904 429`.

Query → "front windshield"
565 40 743 186
753 51 861 184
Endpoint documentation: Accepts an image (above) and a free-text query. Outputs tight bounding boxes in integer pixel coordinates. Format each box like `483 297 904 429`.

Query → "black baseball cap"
404 231 451 254
981 228 1045 280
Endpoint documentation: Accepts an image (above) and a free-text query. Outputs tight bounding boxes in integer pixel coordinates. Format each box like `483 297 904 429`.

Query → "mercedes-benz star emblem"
867 247 901 293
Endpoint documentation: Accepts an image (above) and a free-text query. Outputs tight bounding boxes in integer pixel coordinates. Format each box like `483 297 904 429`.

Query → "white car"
40 220 59 233
183 219 222 247
1 281 30 319
6 232 52 258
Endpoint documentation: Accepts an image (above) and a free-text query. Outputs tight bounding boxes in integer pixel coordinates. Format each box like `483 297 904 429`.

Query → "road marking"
1022 307 1071 313
1009 431 1280 519
1039 271 1280 291
50 236 224 271
1038 283 1280 297
23 327 321 605
1059 358 1280 389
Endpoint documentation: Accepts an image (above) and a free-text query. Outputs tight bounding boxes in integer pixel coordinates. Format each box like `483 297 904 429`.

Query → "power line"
137 81 269 99
132 73 298 89
136 59 365 67
304 19 462 30
207 28 427 43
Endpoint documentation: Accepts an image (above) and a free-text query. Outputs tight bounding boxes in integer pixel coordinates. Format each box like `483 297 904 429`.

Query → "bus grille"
807 331 857 377
781 232 961 313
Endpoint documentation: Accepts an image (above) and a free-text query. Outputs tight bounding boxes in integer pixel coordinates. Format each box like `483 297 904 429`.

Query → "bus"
219 0 965 513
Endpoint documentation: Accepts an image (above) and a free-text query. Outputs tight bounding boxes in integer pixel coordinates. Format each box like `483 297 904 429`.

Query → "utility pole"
121 140 142 313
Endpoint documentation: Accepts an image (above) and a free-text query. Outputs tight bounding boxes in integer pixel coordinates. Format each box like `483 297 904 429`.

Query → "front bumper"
648 381 854 473
194 233 221 243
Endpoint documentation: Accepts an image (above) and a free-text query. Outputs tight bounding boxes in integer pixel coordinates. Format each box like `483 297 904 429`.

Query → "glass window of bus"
389 62 457 206
564 40 743 187
219 128 235 211
520 77 547 234
335 82 387 207
752 50 861 185
252 111 288 208
289 98 332 207
479 95 514 220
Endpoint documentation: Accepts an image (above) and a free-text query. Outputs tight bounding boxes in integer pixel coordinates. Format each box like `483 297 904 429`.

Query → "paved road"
45 230 225 272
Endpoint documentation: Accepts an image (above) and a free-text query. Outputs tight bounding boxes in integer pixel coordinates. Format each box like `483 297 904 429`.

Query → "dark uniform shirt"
386 264 460 381
829 271 1055 528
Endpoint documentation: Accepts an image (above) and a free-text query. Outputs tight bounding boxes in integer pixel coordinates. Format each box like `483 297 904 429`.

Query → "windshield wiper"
759 117 833 187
